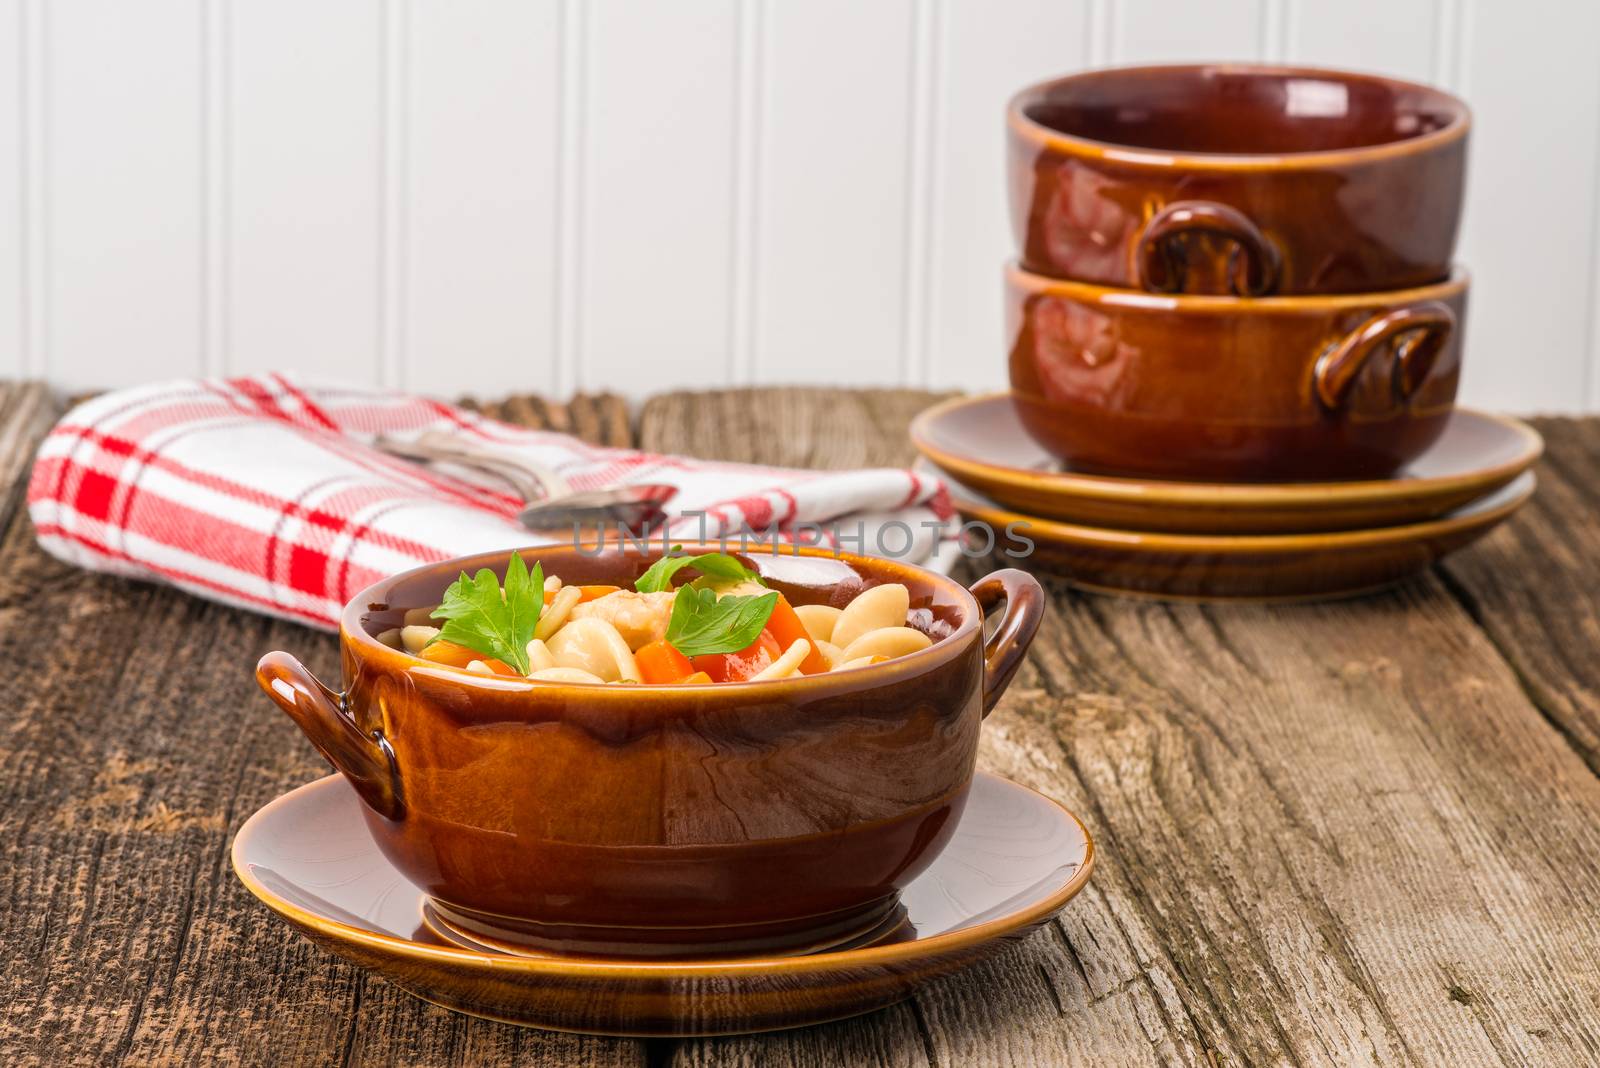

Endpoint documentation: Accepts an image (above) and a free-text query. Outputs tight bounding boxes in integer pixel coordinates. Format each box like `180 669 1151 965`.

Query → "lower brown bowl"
1007 263 1469 482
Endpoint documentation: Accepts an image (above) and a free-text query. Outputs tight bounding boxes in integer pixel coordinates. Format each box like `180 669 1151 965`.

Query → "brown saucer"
939 470 1534 602
231 772 1094 1036
912 393 1541 534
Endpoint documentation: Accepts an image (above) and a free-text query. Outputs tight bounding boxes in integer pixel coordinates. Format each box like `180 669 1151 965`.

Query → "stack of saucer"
914 64 1540 601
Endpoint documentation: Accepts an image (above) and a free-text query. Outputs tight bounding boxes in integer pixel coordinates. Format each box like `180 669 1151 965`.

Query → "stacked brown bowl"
913 64 1541 600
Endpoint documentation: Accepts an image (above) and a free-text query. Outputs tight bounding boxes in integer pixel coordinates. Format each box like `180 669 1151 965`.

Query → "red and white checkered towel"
27 374 957 631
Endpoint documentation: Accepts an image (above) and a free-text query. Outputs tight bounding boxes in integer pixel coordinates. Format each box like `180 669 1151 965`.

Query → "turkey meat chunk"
569 590 676 650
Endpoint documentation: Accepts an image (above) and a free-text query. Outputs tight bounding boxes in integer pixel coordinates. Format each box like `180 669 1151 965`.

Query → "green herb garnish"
635 546 764 594
664 587 779 657
426 552 543 674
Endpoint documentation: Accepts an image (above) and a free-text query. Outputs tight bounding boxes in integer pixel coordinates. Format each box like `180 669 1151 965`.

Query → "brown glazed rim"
230 772 1097 983
912 394 1544 510
948 474 1536 555
1007 63 1471 170
341 543 980 696
1007 260 1469 312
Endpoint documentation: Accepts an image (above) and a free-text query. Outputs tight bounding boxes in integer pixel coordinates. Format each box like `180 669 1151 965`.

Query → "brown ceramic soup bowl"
1009 64 1469 295
256 544 1043 959
1007 262 1468 482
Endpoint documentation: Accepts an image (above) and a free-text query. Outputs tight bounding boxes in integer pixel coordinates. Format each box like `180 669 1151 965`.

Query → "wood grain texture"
0 385 644 1067
638 389 1600 1068
3 383 1599 1068
1437 417 1600 769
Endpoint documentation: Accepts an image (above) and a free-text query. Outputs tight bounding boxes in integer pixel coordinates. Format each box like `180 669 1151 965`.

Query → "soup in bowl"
256 544 1044 958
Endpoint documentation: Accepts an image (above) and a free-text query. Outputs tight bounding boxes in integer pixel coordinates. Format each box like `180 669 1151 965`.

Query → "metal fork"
373 432 676 532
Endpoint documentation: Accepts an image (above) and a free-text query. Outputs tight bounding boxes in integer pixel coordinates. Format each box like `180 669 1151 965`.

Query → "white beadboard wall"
4 0 1600 412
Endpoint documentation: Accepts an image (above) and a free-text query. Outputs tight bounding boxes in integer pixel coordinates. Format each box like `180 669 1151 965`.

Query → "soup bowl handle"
1313 301 1455 412
968 569 1046 717
1134 200 1282 296
256 651 404 821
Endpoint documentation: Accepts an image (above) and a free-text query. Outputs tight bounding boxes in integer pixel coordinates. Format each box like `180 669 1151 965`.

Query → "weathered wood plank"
1437 416 1600 772
0 386 645 1067
6 382 1600 1068
638 388 1600 1068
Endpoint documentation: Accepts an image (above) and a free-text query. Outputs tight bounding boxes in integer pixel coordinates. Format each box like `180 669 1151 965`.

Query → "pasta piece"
528 667 606 684
749 639 812 681
546 617 643 682
403 606 439 627
401 625 440 654
465 660 496 675
544 574 563 594
374 627 403 650
525 637 556 673
838 626 932 664
829 584 910 649
812 639 845 669
794 605 842 643
534 586 582 641
570 590 676 650
838 654 889 670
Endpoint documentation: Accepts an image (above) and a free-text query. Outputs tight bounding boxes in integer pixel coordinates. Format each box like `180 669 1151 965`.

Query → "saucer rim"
944 470 1535 553
230 770 1096 978
910 392 1544 510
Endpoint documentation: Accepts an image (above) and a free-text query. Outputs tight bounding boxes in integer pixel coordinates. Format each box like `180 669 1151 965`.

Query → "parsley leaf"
665 587 779 657
635 546 764 594
427 552 542 674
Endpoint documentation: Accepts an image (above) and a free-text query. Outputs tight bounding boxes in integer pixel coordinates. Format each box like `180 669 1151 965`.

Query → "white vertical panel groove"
199 0 229 376
726 0 764 385
1086 0 1113 66
553 0 586 398
377 0 407 389
899 0 939 385
19 0 45 378
1432 0 1458 87
1453 0 1474 95
1259 0 1288 62
1587 46 1600 409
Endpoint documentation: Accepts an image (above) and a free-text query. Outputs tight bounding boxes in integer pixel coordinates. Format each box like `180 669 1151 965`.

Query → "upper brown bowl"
255 544 1043 959
1009 64 1470 295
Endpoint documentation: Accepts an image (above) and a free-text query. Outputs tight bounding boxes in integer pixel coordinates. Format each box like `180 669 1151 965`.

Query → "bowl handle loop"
968 569 1046 718
256 651 404 820
1313 301 1455 412
1133 200 1282 296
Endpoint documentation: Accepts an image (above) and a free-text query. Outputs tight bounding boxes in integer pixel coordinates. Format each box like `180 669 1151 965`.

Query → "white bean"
838 654 889 671
749 639 812 681
543 574 563 594
839 625 931 664
401 625 440 654
546 617 643 682
830 584 910 650
794 604 842 643
525 637 556 673
528 667 606 684
465 660 495 675
534 585 582 641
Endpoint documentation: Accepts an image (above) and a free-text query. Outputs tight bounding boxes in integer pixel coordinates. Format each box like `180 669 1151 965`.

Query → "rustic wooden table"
3 382 1598 1067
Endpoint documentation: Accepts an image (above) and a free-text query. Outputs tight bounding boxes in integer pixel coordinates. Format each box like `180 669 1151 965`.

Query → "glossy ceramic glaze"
1009 64 1469 294
912 393 1542 534
231 771 1094 1035
1007 264 1468 482
255 545 1044 958
945 472 1534 602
